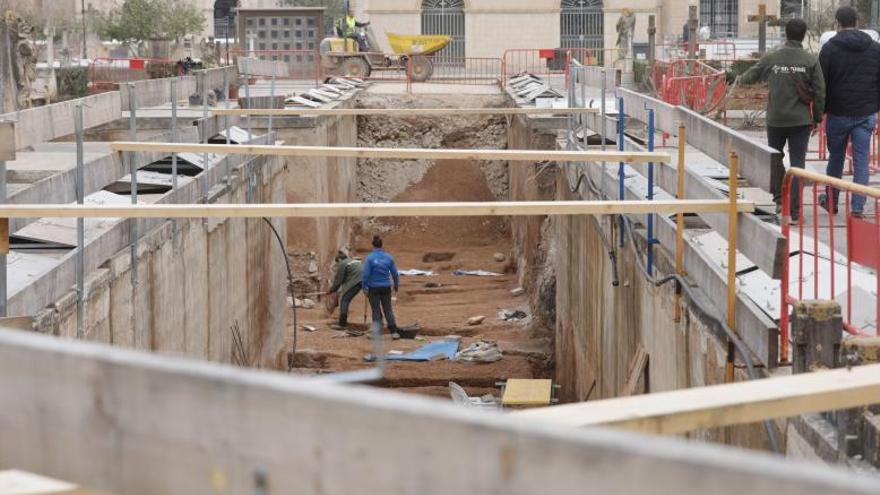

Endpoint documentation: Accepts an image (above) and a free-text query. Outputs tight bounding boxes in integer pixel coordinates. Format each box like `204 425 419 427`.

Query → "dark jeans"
825 113 877 213
367 287 397 331
337 285 361 326
767 125 811 215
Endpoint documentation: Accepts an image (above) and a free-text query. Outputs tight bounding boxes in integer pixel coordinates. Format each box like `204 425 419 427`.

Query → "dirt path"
288 159 551 399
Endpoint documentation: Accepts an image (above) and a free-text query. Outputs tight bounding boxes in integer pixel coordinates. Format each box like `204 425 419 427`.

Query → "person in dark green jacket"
740 18 825 221
329 251 364 329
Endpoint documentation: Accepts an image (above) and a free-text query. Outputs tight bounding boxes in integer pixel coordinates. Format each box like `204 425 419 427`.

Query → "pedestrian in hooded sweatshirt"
740 17 825 222
818 6 880 218
362 234 400 339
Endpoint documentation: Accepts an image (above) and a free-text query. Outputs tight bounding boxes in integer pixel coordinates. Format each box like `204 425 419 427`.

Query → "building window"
283 17 290 26
307 30 314 38
271 30 278 38
308 41 315 49
284 43 291 50
700 0 738 38
296 42 303 49
421 0 465 63
258 18 265 26
283 30 291 38
307 18 315 26
295 30 302 38
295 18 302 26
560 0 605 64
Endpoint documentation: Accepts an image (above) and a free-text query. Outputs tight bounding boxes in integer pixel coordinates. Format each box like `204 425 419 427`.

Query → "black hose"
261 217 298 370
621 216 781 454
570 169 620 286
565 127 780 452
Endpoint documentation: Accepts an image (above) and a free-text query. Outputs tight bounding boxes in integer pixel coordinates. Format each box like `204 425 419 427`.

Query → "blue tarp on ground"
386 340 460 361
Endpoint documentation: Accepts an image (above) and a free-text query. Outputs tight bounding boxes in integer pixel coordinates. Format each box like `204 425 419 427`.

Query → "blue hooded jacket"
362 248 399 290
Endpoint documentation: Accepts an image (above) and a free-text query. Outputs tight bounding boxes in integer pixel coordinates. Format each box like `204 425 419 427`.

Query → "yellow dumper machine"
320 27 451 82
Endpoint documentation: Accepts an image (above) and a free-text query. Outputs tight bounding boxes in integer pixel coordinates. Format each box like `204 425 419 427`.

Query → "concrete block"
792 300 843 374
843 336 880 364
0 121 14 161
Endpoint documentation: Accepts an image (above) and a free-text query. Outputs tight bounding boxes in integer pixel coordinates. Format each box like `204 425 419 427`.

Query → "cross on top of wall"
747 3 780 55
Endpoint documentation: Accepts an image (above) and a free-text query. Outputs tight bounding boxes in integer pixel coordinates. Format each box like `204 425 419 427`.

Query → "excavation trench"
287 93 554 398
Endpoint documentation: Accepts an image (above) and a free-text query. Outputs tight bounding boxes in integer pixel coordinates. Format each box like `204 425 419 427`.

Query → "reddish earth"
286 159 552 399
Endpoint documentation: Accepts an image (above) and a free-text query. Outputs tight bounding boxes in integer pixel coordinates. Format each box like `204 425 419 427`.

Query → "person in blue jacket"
362 234 400 339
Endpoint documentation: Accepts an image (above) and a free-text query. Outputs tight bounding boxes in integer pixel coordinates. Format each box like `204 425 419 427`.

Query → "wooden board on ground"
109 142 671 164
0 199 754 219
621 345 649 397
0 470 85 495
212 107 599 117
502 379 553 406
513 363 880 434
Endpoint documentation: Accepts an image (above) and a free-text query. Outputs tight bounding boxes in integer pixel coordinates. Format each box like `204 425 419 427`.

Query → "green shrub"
56 67 89 99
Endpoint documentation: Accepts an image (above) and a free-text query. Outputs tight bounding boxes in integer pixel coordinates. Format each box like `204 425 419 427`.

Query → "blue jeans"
337 285 361 326
825 113 877 212
367 287 397 331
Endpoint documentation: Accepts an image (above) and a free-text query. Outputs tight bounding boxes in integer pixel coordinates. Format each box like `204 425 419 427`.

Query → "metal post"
648 15 656 70
171 77 179 246
726 151 739 385
0 153 6 318
268 70 276 136
647 108 655 276
75 103 85 337
600 68 607 194
617 96 625 247
201 72 210 228
244 59 253 142
675 123 686 323
128 83 138 288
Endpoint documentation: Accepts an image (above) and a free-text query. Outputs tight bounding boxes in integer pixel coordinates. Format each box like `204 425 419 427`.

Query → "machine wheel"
409 56 434 83
342 57 371 78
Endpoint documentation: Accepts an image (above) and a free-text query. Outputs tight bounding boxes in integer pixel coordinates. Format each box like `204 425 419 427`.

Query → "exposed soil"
287 155 552 400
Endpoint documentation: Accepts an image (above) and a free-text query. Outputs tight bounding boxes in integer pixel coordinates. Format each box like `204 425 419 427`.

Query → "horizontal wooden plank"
514 363 880 434
213 107 599 117
0 470 84 495
0 200 754 220
788 167 880 200
109 142 671 164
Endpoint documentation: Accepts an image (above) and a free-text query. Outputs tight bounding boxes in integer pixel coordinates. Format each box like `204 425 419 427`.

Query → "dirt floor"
287 158 552 400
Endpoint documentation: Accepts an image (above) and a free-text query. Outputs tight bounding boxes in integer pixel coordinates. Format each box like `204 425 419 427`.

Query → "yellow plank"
0 199 754 220
109 142 671 164
212 107 599 117
513 363 880 434
503 379 553 406
0 470 83 495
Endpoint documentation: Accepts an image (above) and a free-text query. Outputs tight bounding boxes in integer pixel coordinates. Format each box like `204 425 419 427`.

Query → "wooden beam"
213 107 599 117
109 142 672 164
513 363 880 434
621 345 649 397
789 167 880 200
0 200 754 220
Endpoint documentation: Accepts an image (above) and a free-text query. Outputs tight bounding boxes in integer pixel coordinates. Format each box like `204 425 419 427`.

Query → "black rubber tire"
342 57 371 78
410 56 434 83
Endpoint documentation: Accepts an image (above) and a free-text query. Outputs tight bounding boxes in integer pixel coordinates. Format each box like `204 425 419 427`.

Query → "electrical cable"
565 86 780 452
620 215 782 454
262 217 298 370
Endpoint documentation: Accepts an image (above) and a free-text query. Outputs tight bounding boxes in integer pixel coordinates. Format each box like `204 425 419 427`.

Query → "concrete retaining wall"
120 76 197 110
249 114 358 277
0 92 122 150
1 328 877 495
30 154 289 369
508 115 775 450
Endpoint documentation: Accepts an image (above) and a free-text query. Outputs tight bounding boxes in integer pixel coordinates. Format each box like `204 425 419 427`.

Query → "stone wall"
508 114 774 451
32 155 290 369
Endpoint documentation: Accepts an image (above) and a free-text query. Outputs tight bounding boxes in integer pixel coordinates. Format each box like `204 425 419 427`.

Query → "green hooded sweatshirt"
740 40 826 127
329 257 364 296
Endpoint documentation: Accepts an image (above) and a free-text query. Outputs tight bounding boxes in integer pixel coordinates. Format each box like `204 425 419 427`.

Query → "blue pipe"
647 108 655 276
618 96 625 247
